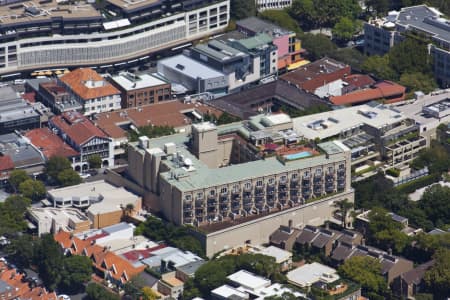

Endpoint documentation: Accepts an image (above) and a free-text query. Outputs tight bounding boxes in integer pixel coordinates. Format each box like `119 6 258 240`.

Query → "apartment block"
125 114 354 257
364 5 450 87
255 0 292 11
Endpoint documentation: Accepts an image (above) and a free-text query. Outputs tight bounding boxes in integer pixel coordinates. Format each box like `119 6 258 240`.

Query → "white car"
79 173 91 179
58 295 70 300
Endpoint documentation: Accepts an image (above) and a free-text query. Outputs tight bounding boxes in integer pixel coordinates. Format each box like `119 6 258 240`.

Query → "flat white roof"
292 103 406 140
227 270 271 291
212 285 249 299
256 246 292 264
287 262 339 288
159 54 225 79
111 72 168 91
261 113 292 127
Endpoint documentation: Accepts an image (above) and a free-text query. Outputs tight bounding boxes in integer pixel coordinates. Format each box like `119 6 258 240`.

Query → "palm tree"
334 198 354 229
125 203 135 217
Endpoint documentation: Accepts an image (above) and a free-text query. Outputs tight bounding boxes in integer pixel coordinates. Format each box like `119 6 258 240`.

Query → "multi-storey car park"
124 115 354 257
0 0 230 75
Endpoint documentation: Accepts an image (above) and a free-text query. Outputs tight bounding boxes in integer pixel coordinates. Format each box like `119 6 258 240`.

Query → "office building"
37 81 82 114
59 68 121 115
0 0 230 75
364 5 450 87
125 114 354 257
109 72 172 108
49 111 114 170
0 87 40 134
28 207 91 236
236 17 305 71
47 180 142 228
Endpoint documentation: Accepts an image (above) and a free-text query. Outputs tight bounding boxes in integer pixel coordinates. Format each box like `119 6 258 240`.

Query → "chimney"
361 238 365 246
288 219 293 230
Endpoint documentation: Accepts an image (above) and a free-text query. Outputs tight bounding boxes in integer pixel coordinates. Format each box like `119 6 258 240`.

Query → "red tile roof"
22 92 36 103
94 100 223 139
25 128 79 159
59 68 120 101
343 74 375 89
121 244 167 262
51 111 108 146
330 81 406 105
0 155 14 171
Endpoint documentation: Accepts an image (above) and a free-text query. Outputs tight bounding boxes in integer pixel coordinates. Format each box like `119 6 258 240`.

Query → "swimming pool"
284 151 313 160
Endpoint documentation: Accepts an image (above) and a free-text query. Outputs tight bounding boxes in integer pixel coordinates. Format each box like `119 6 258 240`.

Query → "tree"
301 33 337 61
365 0 390 15
259 9 303 35
230 0 256 20
45 156 72 180
128 125 175 142
4 234 35 267
399 72 437 94
411 141 450 174
388 38 432 75
332 17 361 42
60 255 93 293
423 248 450 298
57 169 82 187
339 256 386 294
88 154 102 169
419 185 450 229
216 112 241 125
329 48 367 71
0 195 31 236
35 234 64 290
333 198 354 229
141 286 160 300
86 282 120 300
19 179 46 202
8 170 29 192
361 55 396 81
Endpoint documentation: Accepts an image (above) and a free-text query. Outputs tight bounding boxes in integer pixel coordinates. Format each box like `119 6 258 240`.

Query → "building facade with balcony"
0 0 230 75
126 118 354 257
49 111 114 171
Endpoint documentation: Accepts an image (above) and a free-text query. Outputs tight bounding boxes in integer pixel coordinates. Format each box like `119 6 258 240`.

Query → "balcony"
207 200 217 208
219 196 229 204
183 216 193 223
195 200 204 208
243 185 252 192
195 209 204 217
207 194 215 201
183 204 193 211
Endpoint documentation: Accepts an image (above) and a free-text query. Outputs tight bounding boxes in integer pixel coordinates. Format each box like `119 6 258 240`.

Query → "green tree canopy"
45 156 72 180
411 141 450 174
88 154 102 169
35 234 64 290
129 125 175 142
57 169 82 187
361 55 396 81
0 195 31 236
332 17 361 42
60 255 93 293
423 248 450 298
259 9 302 35
86 282 120 300
419 185 450 229
399 72 437 94
388 38 432 75
339 256 386 294
230 0 256 20
8 169 29 192
19 179 46 202
301 33 337 61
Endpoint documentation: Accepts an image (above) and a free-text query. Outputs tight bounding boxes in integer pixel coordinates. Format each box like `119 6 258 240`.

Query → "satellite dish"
184 158 193 166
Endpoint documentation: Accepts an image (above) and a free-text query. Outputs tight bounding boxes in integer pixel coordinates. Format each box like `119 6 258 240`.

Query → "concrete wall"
201 190 354 257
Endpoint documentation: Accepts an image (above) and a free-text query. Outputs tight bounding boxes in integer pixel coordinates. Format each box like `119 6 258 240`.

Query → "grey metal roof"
396 5 450 43
176 260 205 275
158 54 225 79
0 133 45 168
237 16 292 36
102 222 131 234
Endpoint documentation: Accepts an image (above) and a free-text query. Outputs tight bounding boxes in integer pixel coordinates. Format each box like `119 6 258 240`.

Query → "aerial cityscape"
0 0 449 299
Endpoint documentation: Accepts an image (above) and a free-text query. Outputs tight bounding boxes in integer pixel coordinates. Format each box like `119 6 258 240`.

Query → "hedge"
395 173 441 194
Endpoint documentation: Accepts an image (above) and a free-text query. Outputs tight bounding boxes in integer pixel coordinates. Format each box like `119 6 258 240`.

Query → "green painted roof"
237 33 273 50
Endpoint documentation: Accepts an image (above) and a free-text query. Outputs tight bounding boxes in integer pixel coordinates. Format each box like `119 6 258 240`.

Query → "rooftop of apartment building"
59 68 120 101
330 81 406 106
292 102 407 140
51 111 109 145
281 58 350 92
0 0 101 26
209 80 326 119
110 72 169 91
28 207 90 228
0 132 45 169
106 0 162 11
234 33 273 51
0 87 40 124
93 100 223 139
25 127 79 159
150 132 346 192
395 5 450 43
236 16 294 37
192 39 247 62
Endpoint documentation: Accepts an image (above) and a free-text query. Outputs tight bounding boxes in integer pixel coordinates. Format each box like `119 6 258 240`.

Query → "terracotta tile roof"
22 92 36 103
25 128 79 159
330 81 406 105
94 100 223 139
343 74 375 89
121 244 167 262
59 68 120 101
51 111 108 145
0 155 14 171
98 252 145 283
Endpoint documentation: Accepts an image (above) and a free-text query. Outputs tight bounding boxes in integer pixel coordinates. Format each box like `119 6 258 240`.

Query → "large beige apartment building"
126 115 354 257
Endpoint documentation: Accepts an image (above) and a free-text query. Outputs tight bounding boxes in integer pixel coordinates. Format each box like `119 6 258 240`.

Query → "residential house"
295 225 343 256
49 111 114 170
391 260 434 298
58 68 121 116
269 224 301 251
